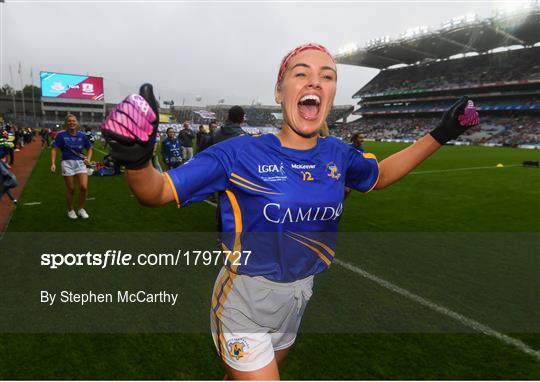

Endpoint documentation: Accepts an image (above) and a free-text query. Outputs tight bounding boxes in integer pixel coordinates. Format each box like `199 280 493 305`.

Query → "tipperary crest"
326 162 341 180
227 338 249 360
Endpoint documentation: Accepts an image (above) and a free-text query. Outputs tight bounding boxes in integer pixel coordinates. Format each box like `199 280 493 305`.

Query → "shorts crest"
227 337 250 360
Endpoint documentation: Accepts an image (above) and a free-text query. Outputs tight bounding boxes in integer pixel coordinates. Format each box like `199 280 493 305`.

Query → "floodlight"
339 42 359 55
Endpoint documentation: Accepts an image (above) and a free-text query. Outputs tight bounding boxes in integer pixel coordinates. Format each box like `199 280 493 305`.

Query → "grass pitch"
1 140 539 379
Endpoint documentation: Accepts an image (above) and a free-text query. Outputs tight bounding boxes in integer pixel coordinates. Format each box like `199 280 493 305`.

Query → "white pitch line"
23 202 42 206
86 197 96 201
334 258 540 361
93 147 108 155
204 199 217 207
410 164 521 175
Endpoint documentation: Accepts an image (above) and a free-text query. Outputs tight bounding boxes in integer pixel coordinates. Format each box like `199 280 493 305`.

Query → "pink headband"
277 43 335 84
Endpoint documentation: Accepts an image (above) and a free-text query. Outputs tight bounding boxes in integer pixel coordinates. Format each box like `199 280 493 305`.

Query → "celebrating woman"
101 43 478 380
51 114 93 219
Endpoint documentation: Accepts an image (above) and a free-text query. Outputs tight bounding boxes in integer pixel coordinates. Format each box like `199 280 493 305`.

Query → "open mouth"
298 94 320 121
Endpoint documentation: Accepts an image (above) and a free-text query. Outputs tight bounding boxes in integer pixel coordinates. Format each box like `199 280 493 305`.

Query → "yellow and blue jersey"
166 134 379 282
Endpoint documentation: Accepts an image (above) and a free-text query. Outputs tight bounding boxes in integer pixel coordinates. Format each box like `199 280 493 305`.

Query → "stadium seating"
355 47 540 97
336 114 540 146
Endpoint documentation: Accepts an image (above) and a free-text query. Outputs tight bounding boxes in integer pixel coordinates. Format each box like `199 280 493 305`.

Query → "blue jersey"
53 131 91 161
161 138 182 161
166 134 379 282
350 142 364 152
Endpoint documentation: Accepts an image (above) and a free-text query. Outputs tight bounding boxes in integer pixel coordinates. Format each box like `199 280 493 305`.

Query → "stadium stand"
336 115 540 146
354 48 540 97
335 4 540 147
206 104 353 128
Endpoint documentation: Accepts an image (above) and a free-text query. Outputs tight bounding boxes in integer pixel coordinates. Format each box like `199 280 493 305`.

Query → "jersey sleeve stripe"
364 159 380 193
365 171 380 193
163 172 181 208
285 233 332 266
287 231 335 257
362 152 377 160
229 179 283 195
231 172 273 190
361 155 380 194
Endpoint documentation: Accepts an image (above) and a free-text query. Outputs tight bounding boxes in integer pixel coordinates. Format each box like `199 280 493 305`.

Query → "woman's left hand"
430 96 480 145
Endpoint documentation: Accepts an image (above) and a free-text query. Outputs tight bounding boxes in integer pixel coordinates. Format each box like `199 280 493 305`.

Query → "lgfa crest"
227 338 249 360
326 162 341 180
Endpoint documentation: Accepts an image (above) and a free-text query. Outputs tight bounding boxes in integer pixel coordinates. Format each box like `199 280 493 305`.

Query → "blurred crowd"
0 122 38 204
336 114 540 146
358 47 540 96
0 122 37 166
244 108 279 127
359 97 540 113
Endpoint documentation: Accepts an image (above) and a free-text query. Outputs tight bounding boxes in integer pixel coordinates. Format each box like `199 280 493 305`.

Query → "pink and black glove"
101 83 159 169
430 96 480 145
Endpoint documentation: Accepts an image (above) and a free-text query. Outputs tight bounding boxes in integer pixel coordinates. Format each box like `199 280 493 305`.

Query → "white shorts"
210 267 313 372
61 160 87 177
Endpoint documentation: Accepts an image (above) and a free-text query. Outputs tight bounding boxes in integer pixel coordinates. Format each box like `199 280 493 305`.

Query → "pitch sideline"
410 164 521 175
335 258 540 361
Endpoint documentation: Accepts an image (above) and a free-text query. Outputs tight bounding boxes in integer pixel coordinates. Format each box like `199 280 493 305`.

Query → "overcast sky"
1 1 508 107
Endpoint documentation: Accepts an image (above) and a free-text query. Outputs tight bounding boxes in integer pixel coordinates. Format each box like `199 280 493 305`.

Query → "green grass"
1 140 539 379
339 142 540 232
7 142 216 232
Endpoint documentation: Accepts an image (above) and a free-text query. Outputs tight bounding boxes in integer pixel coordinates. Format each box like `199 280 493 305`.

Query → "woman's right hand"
101 84 159 170
50 163 56 173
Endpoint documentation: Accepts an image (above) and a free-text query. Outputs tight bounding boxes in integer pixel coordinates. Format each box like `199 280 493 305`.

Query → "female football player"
51 114 93 219
161 127 183 169
101 43 479 380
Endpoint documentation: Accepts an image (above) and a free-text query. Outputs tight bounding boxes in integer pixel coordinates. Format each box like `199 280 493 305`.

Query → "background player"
51 114 93 219
161 127 183 169
351 131 365 152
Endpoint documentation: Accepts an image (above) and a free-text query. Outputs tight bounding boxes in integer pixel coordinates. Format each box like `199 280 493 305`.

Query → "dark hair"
227 106 245 124
166 127 175 133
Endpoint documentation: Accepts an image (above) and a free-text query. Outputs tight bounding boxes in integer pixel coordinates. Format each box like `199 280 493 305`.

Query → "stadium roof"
335 4 540 69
